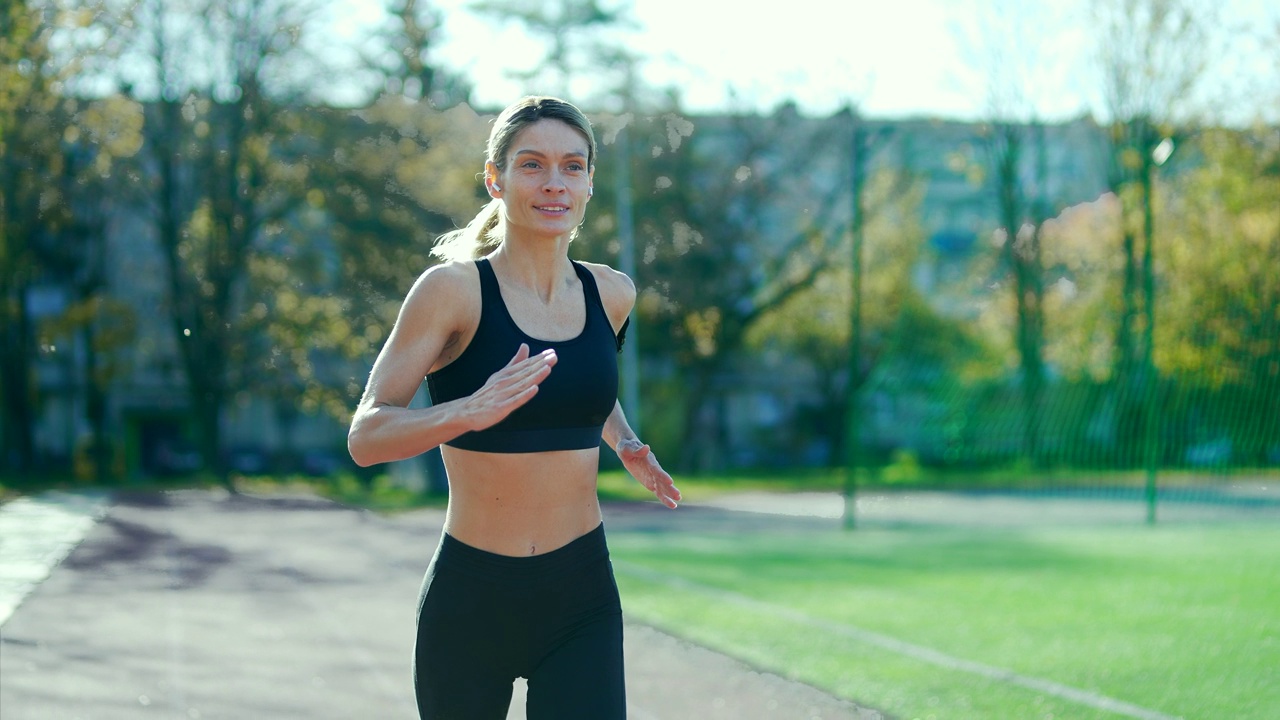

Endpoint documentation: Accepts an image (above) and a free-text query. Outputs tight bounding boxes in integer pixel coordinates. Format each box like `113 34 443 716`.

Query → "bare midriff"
439 445 604 557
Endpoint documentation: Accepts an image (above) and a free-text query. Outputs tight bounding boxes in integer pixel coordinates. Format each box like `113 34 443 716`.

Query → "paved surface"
0 489 878 720
0 492 110 627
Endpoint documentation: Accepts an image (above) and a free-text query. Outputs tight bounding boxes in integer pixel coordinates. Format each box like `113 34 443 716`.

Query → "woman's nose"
542 170 568 192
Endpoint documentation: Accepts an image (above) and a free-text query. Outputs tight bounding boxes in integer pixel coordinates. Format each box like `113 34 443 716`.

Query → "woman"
347 96 680 719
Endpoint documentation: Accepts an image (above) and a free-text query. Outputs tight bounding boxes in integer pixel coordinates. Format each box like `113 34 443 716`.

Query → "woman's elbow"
347 422 377 468
348 445 374 468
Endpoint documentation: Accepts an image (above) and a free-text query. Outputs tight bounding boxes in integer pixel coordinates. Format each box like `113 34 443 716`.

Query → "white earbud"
588 186 593 196
492 183 501 192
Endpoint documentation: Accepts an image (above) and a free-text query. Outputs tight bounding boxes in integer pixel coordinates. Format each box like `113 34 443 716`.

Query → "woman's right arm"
346 264 556 467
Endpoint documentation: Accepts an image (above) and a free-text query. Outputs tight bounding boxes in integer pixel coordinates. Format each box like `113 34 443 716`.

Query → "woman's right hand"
460 343 557 432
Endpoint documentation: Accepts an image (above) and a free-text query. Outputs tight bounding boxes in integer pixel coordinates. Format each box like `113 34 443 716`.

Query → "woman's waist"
441 449 603 556
443 503 604 557
432 522 610 583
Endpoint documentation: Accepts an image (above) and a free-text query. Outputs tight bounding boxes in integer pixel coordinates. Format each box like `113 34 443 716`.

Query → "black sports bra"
426 258 628 453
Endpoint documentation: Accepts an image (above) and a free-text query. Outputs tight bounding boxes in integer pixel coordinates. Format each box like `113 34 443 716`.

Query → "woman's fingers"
505 342 531 367
619 442 680 509
651 467 680 507
486 347 554 391
497 348 557 393
463 346 557 430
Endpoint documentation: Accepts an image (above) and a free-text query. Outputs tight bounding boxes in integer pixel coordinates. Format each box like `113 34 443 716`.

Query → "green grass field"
609 521 1279 720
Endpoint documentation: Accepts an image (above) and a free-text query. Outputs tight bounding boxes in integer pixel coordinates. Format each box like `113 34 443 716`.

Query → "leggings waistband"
433 523 609 583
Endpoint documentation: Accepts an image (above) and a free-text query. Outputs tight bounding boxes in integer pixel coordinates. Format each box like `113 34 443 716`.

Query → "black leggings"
413 523 626 720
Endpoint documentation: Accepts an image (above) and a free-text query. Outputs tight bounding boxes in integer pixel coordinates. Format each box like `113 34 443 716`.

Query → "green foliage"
0 1 141 477
880 449 924 485
261 99 491 421
1157 127 1280 463
745 167 926 359
5 0 1276 485
744 164 1004 469
111 0 337 481
1162 128 1279 380
619 106 855 470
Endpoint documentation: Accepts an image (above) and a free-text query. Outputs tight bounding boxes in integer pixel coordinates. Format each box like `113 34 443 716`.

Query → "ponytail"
430 198 505 262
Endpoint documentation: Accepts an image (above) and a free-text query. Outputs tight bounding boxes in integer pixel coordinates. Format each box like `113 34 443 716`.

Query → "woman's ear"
485 161 502 197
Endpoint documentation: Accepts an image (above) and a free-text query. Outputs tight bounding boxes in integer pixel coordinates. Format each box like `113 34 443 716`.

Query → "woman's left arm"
589 262 680 509
603 402 680 509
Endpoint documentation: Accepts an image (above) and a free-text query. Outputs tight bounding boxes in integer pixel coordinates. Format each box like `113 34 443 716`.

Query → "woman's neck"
488 238 575 303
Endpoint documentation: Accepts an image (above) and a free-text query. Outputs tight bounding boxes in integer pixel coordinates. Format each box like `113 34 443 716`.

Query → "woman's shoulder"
577 260 635 324
401 259 481 319
408 259 479 298
577 261 635 300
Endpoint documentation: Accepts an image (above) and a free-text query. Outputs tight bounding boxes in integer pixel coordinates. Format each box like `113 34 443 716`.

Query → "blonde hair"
431 96 598 262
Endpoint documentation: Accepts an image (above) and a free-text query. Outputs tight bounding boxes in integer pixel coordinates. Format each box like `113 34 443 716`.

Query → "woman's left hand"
617 439 680 509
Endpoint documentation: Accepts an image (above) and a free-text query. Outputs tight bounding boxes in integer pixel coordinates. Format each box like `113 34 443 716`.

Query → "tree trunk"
0 287 36 473
81 316 112 482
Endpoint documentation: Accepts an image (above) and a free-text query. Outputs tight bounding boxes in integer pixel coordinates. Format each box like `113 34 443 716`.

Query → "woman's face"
490 119 594 240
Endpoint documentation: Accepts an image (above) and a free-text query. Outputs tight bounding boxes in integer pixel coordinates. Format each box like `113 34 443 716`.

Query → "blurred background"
2 0 1278 514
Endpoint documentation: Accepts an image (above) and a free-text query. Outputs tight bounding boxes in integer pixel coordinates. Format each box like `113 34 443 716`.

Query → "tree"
625 105 852 471
979 120 1053 465
1160 127 1280 464
745 165 964 463
365 0 470 106
42 94 144 481
121 0 325 486
263 98 489 489
0 0 134 476
0 0 50 473
965 0 1073 467
247 3 481 491
1091 0 1215 475
470 0 636 100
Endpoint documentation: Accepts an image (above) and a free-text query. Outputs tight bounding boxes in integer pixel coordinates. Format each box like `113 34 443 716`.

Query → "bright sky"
328 0 1279 121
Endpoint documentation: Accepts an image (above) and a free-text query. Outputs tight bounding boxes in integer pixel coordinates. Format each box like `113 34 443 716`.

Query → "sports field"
608 501 1279 720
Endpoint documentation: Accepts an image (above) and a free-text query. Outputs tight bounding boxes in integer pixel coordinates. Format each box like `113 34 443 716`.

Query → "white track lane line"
614 561 1181 720
0 491 108 627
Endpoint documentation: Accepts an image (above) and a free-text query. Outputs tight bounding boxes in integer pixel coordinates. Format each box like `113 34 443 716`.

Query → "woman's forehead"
508 119 591 159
